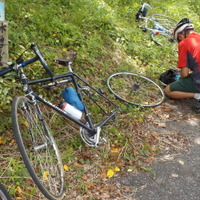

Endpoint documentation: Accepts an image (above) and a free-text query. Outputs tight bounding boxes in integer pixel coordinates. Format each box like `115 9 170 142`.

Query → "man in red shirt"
164 18 200 106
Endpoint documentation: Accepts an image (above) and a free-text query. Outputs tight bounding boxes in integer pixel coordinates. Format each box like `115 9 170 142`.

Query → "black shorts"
170 77 200 93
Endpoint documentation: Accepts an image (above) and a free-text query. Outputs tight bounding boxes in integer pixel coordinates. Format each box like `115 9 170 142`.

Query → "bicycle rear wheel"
107 72 165 107
12 96 65 200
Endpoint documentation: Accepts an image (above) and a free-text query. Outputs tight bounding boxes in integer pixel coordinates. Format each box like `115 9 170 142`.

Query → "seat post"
68 62 73 72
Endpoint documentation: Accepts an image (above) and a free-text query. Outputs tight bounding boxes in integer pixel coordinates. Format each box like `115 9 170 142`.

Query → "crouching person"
164 18 200 111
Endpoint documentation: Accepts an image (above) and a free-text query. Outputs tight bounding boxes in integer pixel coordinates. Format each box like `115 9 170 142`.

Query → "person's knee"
164 85 171 96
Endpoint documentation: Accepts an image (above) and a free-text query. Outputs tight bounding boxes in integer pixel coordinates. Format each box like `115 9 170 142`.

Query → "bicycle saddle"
55 51 77 66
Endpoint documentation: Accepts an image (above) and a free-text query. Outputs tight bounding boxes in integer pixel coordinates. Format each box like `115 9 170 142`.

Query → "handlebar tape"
0 67 13 76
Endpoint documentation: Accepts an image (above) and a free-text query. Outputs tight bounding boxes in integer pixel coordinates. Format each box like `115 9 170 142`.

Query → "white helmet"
173 18 194 41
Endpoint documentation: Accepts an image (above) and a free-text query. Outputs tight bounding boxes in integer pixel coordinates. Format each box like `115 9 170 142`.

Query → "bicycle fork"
22 97 53 152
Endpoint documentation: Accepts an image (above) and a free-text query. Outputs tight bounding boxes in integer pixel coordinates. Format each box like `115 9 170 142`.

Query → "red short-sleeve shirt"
177 32 200 89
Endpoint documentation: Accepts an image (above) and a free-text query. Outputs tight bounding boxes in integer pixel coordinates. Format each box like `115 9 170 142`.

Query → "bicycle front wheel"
107 72 165 107
12 96 65 200
0 184 11 200
150 14 177 50
151 32 177 50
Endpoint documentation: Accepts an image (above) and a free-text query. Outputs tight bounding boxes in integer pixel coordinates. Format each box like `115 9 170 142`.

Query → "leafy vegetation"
1 0 200 199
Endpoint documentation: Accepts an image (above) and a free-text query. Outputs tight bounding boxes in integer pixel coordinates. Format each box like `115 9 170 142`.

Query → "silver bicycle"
136 3 177 50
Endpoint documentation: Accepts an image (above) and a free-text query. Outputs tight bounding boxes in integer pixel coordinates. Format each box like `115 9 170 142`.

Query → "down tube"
33 93 95 133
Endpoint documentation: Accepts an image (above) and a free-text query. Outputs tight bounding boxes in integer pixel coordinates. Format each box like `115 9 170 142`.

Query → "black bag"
159 69 179 85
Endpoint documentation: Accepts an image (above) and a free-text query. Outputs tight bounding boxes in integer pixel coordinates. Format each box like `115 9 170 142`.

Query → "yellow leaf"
63 165 69 171
43 171 49 181
62 48 67 51
9 139 15 146
114 167 120 172
111 148 119 153
22 121 30 128
0 137 4 145
16 186 23 197
107 169 115 178
138 118 143 122
43 171 49 175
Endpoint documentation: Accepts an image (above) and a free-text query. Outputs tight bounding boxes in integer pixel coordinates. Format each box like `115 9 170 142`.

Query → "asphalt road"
120 99 200 200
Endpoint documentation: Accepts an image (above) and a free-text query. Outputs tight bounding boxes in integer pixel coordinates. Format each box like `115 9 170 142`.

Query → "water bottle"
62 87 84 111
175 74 181 81
153 24 164 31
142 7 148 17
60 102 82 120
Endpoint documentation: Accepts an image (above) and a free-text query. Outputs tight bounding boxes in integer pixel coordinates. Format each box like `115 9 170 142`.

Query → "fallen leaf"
111 148 119 153
107 169 115 178
145 156 155 163
9 139 15 146
82 174 88 180
85 182 96 188
178 160 184 165
158 123 166 128
138 118 143 123
0 137 4 145
43 171 49 181
114 167 120 172
74 162 84 168
63 165 69 171
22 121 30 128
171 173 179 178
15 186 23 197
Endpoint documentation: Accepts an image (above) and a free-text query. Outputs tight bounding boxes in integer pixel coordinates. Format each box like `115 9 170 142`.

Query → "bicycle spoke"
107 72 165 107
12 96 65 199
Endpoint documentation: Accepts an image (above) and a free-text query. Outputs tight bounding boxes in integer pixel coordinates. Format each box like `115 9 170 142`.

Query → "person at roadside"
164 18 200 108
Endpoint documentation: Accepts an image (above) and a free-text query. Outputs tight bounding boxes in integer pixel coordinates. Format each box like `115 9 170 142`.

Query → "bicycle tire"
107 72 165 107
150 14 177 49
11 96 65 200
151 14 177 29
150 32 177 50
0 183 11 200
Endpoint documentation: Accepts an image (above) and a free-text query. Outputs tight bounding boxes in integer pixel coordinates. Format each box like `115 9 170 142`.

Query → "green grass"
1 0 200 198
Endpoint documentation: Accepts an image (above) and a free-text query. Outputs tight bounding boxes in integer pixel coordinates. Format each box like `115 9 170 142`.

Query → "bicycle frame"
0 43 119 145
138 15 173 36
0 43 119 200
26 72 119 136
136 3 177 45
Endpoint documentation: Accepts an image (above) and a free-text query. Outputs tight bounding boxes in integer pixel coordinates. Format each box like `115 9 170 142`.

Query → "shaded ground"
114 98 200 200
